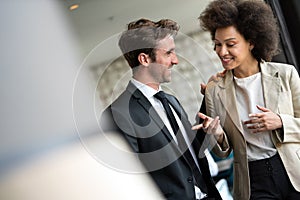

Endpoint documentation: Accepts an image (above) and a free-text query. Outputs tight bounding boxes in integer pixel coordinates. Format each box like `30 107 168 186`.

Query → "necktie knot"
154 91 166 101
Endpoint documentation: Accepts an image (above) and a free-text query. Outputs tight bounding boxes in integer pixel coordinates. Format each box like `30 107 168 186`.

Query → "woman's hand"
243 105 283 133
200 70 227 95
192 112 225 143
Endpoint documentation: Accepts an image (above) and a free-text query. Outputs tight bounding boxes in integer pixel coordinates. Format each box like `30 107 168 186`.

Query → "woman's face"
214 26 254 72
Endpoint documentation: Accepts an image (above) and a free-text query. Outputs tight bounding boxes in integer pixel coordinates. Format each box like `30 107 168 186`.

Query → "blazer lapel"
218 71 244 134
260 62 281 112
217 63 281 134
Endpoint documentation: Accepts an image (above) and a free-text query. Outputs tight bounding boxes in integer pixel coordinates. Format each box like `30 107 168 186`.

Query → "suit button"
187 176 193 183
266 161 270 165
268 166 272 171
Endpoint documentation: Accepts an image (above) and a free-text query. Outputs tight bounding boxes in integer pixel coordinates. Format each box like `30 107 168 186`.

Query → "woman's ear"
249 42 254 51
138 53 151 66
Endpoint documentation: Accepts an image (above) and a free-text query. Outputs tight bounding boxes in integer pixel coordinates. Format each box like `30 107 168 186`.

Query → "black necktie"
154 91 208 193
154 91 182 146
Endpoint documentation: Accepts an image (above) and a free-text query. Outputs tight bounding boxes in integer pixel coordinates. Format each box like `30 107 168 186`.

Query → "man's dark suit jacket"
101 82 222 200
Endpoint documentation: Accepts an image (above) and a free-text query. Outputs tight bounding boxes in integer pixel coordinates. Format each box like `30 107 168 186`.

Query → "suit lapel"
165 94 207 171
167 94 210 190
165 94 195 142
166 94 206 157
165 95 186 123
127 82 175 142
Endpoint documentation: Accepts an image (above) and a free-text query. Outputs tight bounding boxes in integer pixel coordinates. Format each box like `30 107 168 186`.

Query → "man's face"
148 36 179 84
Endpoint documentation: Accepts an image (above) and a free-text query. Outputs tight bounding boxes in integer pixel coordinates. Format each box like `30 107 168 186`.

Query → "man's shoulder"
100 86 132 131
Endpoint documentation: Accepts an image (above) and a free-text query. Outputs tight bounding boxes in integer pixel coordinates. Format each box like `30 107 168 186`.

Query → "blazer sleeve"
204 87 230 156
277 66 300 143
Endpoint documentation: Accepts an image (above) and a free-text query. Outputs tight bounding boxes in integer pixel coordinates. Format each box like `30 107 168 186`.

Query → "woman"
193 0 300 199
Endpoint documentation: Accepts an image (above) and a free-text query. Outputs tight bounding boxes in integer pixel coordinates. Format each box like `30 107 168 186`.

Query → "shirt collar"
131 78 161 99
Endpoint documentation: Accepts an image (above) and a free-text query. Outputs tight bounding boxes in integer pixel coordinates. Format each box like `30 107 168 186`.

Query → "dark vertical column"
265 0 300 72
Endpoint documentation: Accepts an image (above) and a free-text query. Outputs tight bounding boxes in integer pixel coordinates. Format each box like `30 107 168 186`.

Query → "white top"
131 79 207 199
234 72 277 161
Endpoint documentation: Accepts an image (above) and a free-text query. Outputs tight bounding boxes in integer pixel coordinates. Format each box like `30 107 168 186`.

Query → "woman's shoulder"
264 61 295 71
205 75 226 96
262 61 298 76
206 70 232 90
206 76 221 88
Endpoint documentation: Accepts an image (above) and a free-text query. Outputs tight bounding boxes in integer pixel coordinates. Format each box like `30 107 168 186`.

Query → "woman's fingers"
191 124 204 130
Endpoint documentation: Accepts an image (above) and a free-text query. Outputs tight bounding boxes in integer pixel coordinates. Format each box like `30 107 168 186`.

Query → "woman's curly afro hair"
199 0 280 62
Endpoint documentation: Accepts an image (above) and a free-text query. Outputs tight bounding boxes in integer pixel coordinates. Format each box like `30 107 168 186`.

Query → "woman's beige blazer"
205 61 300 200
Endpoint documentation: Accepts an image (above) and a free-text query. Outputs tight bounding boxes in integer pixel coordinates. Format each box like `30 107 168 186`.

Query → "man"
100 18 222 200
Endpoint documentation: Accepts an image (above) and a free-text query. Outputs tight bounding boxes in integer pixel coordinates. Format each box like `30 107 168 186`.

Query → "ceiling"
63 0 211 64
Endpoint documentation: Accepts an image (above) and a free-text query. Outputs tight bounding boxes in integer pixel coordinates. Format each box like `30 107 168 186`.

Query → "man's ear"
138 53 151 66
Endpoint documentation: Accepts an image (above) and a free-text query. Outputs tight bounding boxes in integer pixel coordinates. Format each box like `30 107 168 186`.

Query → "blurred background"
0 0 299 199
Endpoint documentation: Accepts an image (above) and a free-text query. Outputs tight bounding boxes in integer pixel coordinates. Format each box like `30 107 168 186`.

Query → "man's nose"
172 53 179 65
